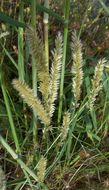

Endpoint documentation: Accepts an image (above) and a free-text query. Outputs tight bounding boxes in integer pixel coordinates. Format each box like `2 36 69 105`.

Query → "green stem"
18 1 28 131
42 0 49 139
31 0 38 144
18 1 24 81
58 0 70 125
43 0 49 69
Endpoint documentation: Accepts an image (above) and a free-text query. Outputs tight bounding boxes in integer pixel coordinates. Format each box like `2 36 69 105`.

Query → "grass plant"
0 1 109 190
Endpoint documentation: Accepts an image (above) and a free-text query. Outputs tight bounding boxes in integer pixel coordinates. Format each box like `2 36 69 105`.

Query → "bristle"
12 79 50 125
89 59 105 110
71 31 83 104
49 33 63 118
37 156 47 183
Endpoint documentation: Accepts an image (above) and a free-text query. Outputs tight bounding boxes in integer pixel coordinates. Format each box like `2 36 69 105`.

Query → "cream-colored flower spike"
12 79 50 125
49 33 63 118
71 31 83 104
26 26 50 109
89 58 105 110
37 156 47 183
61 111 70 142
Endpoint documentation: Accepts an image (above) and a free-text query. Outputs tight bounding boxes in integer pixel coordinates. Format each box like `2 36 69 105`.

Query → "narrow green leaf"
0 12 26 28
22 0 64 23
98 0 109 15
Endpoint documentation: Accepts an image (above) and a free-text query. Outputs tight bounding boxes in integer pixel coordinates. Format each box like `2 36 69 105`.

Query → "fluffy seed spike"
89 58 105 110
37 156 47 183
0 166 6 190
49 33 63 118
60 111 70 143
12 79 50 125
26 26 50 108
71 31 83 104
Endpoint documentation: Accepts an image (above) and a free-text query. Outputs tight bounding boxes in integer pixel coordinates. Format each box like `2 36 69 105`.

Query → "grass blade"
0 11 26 28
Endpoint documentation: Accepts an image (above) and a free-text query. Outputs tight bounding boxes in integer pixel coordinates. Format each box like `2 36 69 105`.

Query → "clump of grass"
5 26 108 189
14 27 63 126
1 1 109 189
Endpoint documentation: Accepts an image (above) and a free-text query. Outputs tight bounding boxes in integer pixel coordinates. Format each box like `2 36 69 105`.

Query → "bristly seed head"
12 79 50 125
48 33 63 118
37 156 47 183
88 58 106 110
0 166 6 190
60 111 70 145
71 31 83 105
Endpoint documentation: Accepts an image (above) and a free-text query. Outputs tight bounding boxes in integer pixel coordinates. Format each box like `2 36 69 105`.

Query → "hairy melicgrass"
37 156 47 183
0 166 6 190
1 1 109 189
71 31 83 104
89 59 106 110
49 33 63 118
25 27 63 121
26 26 50 107
60 111 70 144
12 79 50 125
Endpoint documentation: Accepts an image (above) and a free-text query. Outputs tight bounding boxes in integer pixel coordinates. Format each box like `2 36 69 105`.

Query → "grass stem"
31 0 38 144
18 1 24 81
58 0 70 125
43 0 49 69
